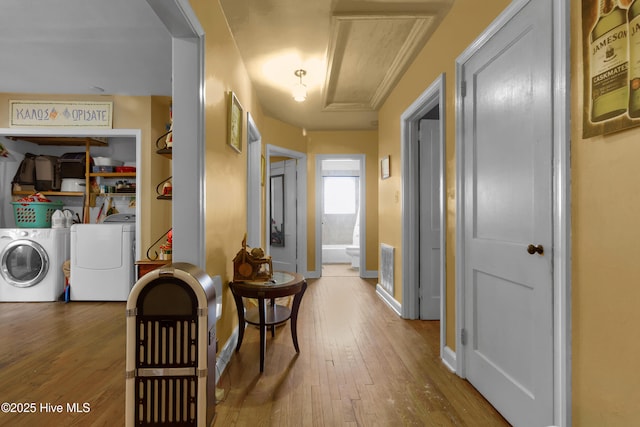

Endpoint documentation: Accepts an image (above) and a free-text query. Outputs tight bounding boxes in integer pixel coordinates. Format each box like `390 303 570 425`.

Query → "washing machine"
0 228 70 302
70 213 135 301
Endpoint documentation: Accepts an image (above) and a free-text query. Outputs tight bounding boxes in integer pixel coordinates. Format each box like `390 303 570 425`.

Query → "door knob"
527 244 544 255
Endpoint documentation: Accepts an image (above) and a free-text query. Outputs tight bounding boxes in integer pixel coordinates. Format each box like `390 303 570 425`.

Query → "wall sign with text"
582 0 640 138
9 100 113 128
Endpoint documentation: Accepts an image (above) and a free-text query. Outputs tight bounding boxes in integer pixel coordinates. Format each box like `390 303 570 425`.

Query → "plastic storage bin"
11 201 64 228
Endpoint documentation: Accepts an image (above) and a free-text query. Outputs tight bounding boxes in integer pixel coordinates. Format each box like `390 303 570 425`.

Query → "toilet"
345 246 360 269
345 207 360 269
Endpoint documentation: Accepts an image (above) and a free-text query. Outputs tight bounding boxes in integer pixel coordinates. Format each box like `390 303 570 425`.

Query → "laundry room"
0 94 173 303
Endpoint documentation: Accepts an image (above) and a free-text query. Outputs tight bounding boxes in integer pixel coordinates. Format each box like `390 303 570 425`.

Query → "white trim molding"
400 73 447 363
442 346 456 373
315 154 368 279
246 113 262 248
147 0 206 269
375 284 402 316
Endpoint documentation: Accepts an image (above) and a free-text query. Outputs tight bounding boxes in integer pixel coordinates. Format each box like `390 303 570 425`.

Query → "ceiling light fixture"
292 69 307 102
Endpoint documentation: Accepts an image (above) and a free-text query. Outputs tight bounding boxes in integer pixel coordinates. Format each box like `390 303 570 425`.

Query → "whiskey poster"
583 0 640 138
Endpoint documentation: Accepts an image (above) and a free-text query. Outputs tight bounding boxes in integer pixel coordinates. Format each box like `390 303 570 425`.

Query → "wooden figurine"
233 235 273 282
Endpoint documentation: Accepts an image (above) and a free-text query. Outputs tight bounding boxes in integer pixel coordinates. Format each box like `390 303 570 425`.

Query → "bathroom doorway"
316 155 365 277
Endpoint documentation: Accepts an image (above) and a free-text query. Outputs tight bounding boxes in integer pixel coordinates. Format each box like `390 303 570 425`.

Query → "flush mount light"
292 69 307 102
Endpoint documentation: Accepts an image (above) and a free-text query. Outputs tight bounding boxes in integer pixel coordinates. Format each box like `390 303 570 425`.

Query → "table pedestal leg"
290 281 307 352
233 291 245 352
269 298 276 337
258 297 266 372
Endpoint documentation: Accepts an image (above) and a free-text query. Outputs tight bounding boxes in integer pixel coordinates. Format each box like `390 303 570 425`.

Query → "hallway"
215 273 510 426
0 272 510 426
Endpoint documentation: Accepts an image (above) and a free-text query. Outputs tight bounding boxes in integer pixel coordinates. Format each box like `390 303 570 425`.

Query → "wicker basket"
11 201 64 228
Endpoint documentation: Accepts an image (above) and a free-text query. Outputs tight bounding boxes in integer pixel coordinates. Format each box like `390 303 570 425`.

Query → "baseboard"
304 270 321 279
442 345 456 373
215 326 238 383
361 269 378 279
307 269 377 280
375 283 402 316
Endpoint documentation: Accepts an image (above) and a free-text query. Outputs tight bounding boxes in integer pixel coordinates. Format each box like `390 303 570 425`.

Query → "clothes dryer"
70 214 135 301
0 228 70 302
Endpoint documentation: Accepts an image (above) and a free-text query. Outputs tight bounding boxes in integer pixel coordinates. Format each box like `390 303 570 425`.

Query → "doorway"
265 144 307 275
315 155 366 278
400 75 447 364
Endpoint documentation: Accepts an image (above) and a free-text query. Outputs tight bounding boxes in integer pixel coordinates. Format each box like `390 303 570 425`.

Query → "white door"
419 119 440 320
461 0 553 426
246 114 262 248
270 159 297 272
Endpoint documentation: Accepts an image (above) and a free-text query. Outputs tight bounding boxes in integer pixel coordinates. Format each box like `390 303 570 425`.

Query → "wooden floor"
0 269 510 426
321 263 360 277
0 301 125 426
217 270 509 426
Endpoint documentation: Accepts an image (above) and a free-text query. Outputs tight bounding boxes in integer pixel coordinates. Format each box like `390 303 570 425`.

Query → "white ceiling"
0 0 172 98
0 0 452 131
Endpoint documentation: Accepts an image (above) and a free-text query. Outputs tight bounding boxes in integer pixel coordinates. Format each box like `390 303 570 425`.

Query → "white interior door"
246 113 262 248
461 0 553 426
270 159 297 272
419 119 440 320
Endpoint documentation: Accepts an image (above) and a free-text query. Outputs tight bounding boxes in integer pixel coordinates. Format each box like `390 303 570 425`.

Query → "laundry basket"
11 201 64 228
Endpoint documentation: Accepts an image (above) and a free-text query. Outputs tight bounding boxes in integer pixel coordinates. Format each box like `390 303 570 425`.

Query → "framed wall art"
581 0 640 138
381 155 390 179
227 91 243 153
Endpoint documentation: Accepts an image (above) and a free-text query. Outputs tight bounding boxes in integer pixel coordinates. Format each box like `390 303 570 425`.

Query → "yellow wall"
190 0 266 348
261 116 308 155
306 130 379 272
377 0 510 350
570 0 640 424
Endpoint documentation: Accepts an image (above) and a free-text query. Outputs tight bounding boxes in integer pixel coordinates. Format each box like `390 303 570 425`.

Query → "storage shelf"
156 148 172 159
98 192 136 197
89 172 136 178
6 136 107 147
8 134 137 224
12 190 84 197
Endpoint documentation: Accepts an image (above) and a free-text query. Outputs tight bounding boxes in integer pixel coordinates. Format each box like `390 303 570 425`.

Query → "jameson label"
590 22 628 121
629 14 640 116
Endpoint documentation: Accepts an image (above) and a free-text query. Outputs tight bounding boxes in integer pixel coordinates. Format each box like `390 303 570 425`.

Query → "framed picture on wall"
381 155 390 179
581 0 640 138
227 91 243 153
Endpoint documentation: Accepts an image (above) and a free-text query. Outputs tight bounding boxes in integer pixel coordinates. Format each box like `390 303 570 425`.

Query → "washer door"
1 239 49 288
